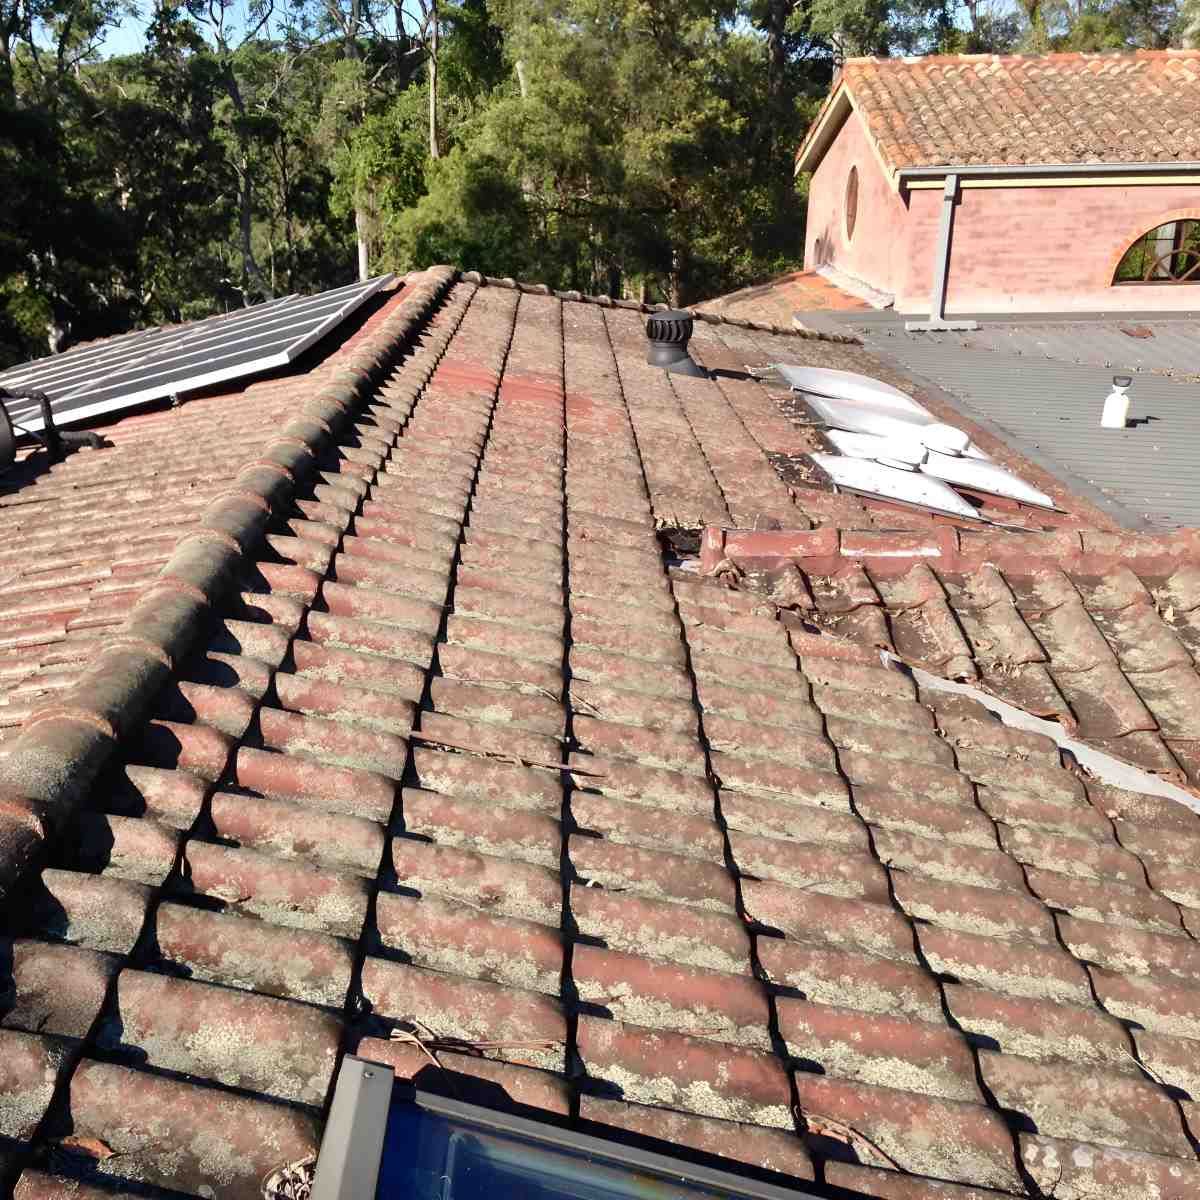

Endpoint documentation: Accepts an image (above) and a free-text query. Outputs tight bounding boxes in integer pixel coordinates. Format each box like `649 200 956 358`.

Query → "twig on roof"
800 1111 905 1171
1122 1048 1169 1089
389 1027 444 1070
389 1028 561 1058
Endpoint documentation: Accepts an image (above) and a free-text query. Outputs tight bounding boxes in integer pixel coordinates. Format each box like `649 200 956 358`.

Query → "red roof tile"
799 50 1200 172
0 267 1198 1200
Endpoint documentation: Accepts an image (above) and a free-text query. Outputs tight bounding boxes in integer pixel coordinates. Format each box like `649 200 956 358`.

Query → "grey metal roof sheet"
855 318 1200 379
856 329 1200 529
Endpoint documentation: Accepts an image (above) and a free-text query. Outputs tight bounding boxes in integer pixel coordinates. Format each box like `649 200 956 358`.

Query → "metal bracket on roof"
905 174 979 333
310 1056 393 1200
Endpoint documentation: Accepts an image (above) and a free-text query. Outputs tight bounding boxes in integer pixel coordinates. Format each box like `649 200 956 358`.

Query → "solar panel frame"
0 274 394 433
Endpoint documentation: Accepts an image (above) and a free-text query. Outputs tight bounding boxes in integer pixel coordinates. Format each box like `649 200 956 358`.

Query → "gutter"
899 161 1200 189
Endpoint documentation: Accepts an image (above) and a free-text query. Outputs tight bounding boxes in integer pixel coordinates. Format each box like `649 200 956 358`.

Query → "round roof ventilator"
645 310 707 378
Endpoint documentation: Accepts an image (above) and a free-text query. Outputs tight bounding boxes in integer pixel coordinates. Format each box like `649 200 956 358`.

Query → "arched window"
1113 219 1200 283
845 166 859 241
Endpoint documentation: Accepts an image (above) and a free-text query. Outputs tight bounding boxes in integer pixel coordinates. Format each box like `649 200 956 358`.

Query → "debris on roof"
0 267 1198 1200
695 270 872 325
774 365 1057 517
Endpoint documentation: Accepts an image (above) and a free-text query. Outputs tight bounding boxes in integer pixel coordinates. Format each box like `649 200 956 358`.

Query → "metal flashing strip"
312 1056 825 1200
311 1056 393 1200
883 650 1200 813
899 162 1200 189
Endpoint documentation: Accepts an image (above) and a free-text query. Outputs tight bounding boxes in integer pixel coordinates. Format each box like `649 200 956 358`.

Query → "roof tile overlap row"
0 270 1198 1200
812 50 1200 170
710 524 1200 789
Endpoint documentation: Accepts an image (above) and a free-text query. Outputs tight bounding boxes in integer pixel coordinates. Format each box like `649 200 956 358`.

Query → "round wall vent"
846 165 859 241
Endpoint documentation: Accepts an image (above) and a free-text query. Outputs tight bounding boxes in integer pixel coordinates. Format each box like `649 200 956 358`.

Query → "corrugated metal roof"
856 327 1200 529
855 317 1200 379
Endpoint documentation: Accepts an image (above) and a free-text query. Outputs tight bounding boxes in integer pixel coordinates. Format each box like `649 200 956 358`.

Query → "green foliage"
0 0 1192 368
384 0 818 302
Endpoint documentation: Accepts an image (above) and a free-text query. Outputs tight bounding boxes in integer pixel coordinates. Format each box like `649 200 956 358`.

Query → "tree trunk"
0 27 14 101
428 0 439 159
238 154 273 303
278 136 296 291
355 204 370 281
221 65 272 303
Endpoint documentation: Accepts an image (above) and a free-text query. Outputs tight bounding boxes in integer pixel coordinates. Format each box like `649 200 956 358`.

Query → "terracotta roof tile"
817 50 1200 170
2 268 1200 1199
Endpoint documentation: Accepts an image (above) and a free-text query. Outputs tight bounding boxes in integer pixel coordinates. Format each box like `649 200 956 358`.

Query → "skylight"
310 1057 815 1200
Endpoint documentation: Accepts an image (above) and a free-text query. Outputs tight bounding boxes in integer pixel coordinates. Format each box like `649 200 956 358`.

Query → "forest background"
2 0 1197 365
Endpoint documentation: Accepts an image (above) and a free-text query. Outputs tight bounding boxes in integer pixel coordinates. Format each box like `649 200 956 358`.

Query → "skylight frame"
311 1056 822 1200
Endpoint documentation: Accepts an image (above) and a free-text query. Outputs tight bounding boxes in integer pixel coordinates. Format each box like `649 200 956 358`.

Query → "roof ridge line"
457 271 861 346
0 264 459 901
847 48 1200 66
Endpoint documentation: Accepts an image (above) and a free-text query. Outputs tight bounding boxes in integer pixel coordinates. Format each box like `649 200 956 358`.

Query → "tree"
385 0 822 303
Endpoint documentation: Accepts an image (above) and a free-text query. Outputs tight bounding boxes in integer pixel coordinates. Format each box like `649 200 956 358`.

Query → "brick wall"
803 109 911 298
804 111 1200 314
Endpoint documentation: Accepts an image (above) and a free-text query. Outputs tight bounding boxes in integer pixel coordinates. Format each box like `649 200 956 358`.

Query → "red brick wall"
803 109 911 298
901 184 1200 314
804 110 1200 313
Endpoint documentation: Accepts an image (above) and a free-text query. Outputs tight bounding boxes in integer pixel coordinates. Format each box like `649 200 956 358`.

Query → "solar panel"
0 274 394 433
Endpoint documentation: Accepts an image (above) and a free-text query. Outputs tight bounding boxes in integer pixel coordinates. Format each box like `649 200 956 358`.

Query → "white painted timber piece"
921 451 1056 508
811 453 981 519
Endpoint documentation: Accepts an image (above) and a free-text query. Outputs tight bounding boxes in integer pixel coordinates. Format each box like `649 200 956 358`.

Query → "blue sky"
100 12 149 56
98 0 271 57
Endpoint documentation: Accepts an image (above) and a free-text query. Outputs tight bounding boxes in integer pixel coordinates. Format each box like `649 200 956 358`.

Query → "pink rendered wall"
803 109 911 298
897 184 1200 314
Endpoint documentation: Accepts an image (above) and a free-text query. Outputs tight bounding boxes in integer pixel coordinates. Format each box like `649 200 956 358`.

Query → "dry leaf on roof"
263 1155 316 1200
58 1135 119 1160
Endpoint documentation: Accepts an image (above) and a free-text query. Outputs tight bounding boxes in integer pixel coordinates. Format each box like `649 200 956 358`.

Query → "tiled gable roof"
802 50 1200 171
0 269 1198 1200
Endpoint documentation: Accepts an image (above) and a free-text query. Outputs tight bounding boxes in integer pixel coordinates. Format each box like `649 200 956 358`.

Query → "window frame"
310 1055 825 1200
1112 218 1200 285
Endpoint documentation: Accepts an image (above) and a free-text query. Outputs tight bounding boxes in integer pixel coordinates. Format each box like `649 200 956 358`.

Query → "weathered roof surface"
709 521 1200 784
830 311 1200 531
801 50 1200 172
0 388 310 736
0 269 1199 1200
696 271 869 324
858 316 1200 380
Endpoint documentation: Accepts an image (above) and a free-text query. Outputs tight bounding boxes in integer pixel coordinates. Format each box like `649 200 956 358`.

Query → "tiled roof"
696 271 870 324
0 374 340 738
0 267 1198 1200
802 50 1200 171
707 523 1200 783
